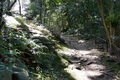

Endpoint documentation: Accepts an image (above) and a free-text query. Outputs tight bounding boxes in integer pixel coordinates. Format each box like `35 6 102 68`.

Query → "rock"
83 59 88 62
81 58 88 62
86 62 94 65
73 64 81 70
5 16 20 28
107 69 115 72
12 66 29 80
71 60 81 64
68 64 81 70
98 74 104 78
0 64 12 80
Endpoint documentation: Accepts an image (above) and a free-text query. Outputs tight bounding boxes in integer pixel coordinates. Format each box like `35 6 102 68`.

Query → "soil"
58 33 120 80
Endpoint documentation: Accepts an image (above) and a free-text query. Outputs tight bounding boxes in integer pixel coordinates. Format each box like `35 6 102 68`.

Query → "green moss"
60 57 69 67
118 71 120 78
103 56 120 70
109 63 120 70
74 37 79 40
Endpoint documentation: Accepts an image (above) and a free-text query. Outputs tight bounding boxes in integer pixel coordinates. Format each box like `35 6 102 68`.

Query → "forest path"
58 33 118 80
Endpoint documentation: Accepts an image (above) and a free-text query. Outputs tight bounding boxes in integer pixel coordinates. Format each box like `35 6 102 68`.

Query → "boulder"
12 66 29 80
0 64 12 80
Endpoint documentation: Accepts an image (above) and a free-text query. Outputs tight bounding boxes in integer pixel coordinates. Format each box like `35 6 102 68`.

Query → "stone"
81 58 88 62
0 64 12 80
83 59 88 62
71 60 81 64
68 64 81 70
12 66 29 80
86 62 94 65
98 74 104 78
75 64 81 70
107 69 115 72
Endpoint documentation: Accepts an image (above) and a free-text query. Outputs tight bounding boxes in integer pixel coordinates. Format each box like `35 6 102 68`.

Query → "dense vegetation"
0 0 120 80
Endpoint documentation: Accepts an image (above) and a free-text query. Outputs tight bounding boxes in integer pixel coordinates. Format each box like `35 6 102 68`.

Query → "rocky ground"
57 33 120 80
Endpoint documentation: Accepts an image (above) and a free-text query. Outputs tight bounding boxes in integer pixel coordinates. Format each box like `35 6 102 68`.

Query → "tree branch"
7 0 10 9
7 0 17 11
18 0 21 15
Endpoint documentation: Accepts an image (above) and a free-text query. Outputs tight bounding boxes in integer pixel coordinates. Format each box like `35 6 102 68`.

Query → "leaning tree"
0 0 17 32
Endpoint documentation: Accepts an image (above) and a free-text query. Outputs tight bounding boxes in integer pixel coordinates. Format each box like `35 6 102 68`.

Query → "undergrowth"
0 18 75 80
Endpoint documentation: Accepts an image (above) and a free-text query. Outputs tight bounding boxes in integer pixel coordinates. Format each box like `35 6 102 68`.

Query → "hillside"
0 16 120 80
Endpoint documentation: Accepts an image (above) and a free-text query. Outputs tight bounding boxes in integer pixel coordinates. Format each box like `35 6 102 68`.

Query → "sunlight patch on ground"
4 15 20 27
90 49 101 54
65 68 104 80
36 25 48 30
65 68 90 80
78 50 91 55
87 64 105 70
85 70 102 77
77 49 100 55
78 40 85 43
30 30 43 34
58 50 72 56
57 47 79 56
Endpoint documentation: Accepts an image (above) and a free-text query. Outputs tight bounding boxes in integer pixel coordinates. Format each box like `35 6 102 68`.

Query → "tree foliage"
97 0 120 54
24 0 120 54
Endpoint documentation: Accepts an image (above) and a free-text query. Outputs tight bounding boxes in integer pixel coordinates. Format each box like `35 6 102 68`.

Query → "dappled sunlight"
90 49 101 54
65 68 89 80
0 0 119 80
78 40 85 43
85 70 102 77
78 50 91 55
4 15 20 27
87 64 105 70
65 64 105 80
30 29 43 34
12 0 30 15
57 48 73 56
60 34 118 80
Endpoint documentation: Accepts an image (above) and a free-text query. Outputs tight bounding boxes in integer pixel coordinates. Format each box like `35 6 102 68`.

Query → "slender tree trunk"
0 0 16 32
43 0 46 25
97 0 116 54
0 0 4 32
39 0 42 24
18 0 21 15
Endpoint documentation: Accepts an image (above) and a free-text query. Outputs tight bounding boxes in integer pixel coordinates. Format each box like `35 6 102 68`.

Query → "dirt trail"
59 34 118 80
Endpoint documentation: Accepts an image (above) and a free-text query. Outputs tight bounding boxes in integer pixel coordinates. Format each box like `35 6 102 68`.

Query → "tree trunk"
39 0 42 24
0 0 4 32
18 0 21 15
0 0 16 32
97 0 116 54
43 0 46 25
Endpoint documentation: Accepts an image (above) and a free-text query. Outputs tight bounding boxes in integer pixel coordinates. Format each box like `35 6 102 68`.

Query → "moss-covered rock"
0 64 12 80
12 66 29 80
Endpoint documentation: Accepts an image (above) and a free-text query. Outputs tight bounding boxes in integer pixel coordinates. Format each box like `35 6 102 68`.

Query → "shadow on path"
59 33 119 80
